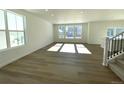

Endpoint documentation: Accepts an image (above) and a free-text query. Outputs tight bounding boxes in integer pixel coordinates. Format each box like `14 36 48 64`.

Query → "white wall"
53 23 88 43
0 10 53 68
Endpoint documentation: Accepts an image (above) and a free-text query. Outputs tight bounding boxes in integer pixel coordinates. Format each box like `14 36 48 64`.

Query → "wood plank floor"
0 43 123 84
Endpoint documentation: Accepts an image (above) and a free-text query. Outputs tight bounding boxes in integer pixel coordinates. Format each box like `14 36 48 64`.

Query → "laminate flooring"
0 43 123 83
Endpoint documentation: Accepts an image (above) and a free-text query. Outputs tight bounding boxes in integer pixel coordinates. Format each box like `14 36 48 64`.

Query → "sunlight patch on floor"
76 44 92 54
47 43 62 52
47 43 92 54
60 44 75 53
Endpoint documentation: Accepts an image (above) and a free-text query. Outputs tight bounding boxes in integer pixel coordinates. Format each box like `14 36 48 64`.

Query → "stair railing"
103 31 124 66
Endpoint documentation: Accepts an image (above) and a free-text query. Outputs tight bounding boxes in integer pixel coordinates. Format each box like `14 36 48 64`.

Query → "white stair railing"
103 32 124 66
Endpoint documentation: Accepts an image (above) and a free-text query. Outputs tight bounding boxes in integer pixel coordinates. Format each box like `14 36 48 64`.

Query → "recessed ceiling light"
45 9 48 12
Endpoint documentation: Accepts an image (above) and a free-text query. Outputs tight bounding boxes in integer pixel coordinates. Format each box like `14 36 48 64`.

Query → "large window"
75 25 82 39
0 10 7 50
58 25 65 38
65 25 74 39
0 31 7 50
58 24 82 39
107 27 124 37
0 10 25 51
7 11 25 47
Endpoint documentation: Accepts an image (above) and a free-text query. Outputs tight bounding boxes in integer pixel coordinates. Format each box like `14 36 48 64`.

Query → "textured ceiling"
25 9 124 24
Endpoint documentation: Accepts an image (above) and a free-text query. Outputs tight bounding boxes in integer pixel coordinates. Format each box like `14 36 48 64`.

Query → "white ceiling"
25 9 124 24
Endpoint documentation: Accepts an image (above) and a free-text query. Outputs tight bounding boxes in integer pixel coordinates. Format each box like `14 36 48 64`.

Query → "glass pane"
9 32 18 47
16 15 24 30
18 32 25 45
75 25 82 39
65 25 74 39
0 31 7 50
116 28 124 35
107 29 114 37
7 12 16 30
58 25 65 38
0 10 5 30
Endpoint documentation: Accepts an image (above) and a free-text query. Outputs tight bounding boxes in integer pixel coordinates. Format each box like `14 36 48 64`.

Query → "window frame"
58 24 82 39
74 24 82 39
0 9 26 52
0 10 7 50
65 24 75 39
58 25 66 39
107 27 124 38
0 10 6 30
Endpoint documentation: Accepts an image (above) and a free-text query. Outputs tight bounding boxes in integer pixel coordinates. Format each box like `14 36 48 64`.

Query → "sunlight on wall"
76 44 92 54
60 44 75 53
47 43 62 52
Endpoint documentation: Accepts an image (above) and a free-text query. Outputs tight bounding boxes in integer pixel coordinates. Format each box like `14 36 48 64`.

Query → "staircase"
103 31 124 81
109 54 124 81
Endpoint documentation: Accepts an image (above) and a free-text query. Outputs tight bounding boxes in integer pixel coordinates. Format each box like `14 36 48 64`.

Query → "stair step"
108 52 124 62
109 62 124 81
117 59 124 65
117 54 124 60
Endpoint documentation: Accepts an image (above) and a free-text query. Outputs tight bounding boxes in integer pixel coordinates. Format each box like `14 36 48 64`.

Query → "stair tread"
117 54 124 59
116 59 124 65
109 62 124 81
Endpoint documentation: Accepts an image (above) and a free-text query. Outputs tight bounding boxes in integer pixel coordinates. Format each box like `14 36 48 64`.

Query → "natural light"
76 44 92 54
47 43 92 54
60 44 75 53
47 43 62 52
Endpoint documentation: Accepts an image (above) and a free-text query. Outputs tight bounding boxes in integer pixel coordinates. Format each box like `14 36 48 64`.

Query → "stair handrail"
110 31 124 40
103 31 124 66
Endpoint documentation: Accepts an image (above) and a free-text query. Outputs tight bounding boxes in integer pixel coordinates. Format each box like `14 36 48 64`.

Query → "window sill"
58 38 82 40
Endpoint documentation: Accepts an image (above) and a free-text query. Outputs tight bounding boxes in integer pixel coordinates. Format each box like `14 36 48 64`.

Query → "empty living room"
0 9 124 84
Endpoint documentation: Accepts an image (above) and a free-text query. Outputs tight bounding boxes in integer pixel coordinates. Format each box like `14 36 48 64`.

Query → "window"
0 10 5 29
0 31 7 50
0 10 25 51
107 28 114 37
58 25 65 38
65 25 74 39
7 11 25 47
58 24 82 39
116 28 124 35
75 25 82 39
0 10 7 50
107 27 124 37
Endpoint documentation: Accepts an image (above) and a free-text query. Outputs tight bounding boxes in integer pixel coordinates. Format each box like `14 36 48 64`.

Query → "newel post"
103 37 109 66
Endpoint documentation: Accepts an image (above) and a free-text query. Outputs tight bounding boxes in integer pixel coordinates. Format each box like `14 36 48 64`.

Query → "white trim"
0 30 6 31
4 10 11 48
103 37 109 66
